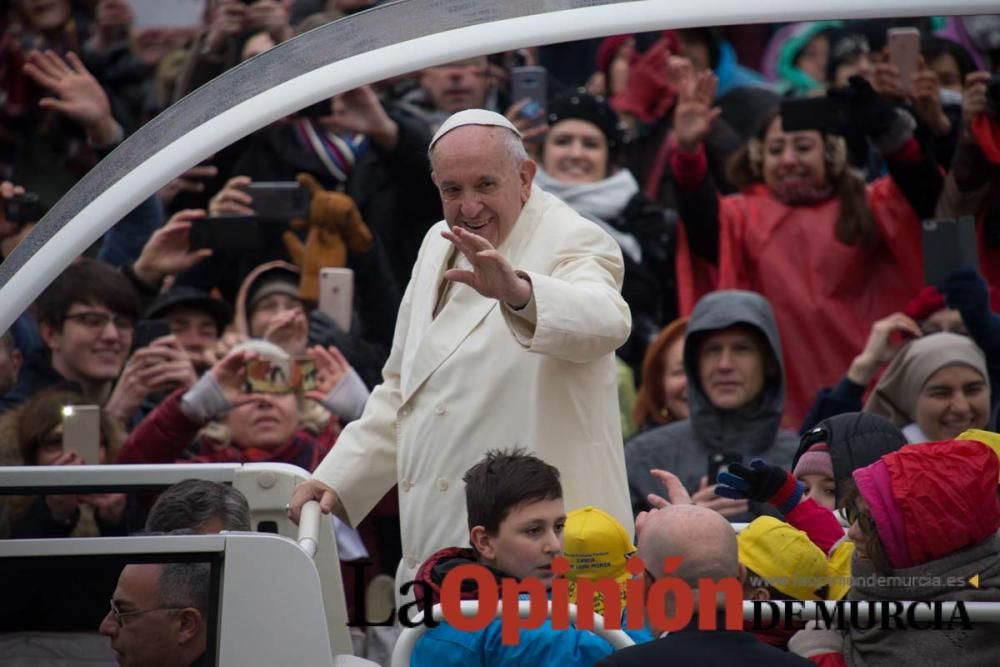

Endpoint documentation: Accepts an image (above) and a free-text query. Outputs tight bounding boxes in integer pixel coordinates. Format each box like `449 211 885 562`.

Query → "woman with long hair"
669 62 944 425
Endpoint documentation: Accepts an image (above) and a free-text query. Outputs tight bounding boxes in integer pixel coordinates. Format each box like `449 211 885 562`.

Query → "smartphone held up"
62 405 101 465
244 357 317 395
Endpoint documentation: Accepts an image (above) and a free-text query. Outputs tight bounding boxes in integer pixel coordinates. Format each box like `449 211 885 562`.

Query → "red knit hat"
596 35 634 77
902 285 946 322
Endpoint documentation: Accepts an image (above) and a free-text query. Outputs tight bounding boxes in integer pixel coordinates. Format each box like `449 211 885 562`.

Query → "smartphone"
319 268 354 333
707 452 743 485
244 357 317 394
62 405 101 465
922 216 978 286
132 0 205 29
132 318 172 351
237 181 310 221
245 358 295 394
780 96 851 135
189 216 262 251
887 27 920 92
510 66 548 125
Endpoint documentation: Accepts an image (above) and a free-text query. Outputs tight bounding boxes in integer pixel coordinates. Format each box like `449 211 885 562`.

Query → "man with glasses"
100 560 210 667
0 258 140 413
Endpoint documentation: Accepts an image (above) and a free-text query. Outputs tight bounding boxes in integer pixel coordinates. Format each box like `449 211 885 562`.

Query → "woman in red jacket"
670 62 942 426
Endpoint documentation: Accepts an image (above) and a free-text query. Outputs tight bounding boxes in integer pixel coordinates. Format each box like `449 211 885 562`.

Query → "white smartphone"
319 268 354 334
887 27 921 92
62 405 101 465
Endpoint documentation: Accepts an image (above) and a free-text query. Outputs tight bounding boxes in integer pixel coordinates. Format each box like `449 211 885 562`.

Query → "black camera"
5 192 43 224
986 73 1000 119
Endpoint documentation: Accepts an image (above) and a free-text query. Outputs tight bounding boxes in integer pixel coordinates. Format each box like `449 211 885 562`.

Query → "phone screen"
62 405 101 465
511 66 548 125
239 182 310 221
887 27 920 90
922 217 978 286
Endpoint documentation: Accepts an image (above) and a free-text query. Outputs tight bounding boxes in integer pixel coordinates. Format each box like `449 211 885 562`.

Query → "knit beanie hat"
548 89 626 154
793 442 834 481
902 285 946 322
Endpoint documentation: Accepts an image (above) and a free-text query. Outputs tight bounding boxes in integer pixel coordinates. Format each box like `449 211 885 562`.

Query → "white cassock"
311 186 634 604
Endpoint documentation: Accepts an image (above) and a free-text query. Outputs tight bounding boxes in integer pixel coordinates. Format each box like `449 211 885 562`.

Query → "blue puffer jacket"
409 548 617 667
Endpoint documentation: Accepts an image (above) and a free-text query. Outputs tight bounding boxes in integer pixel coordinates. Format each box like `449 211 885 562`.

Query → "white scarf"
534 168 643 263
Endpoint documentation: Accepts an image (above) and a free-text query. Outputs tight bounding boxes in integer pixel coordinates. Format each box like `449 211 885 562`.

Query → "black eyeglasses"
64 311 135 333
108 599 184 627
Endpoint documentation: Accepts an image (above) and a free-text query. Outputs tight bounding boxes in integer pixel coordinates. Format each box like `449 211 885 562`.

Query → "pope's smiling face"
431 125 535 249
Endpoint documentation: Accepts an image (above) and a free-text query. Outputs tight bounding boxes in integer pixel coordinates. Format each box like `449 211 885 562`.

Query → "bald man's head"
637 505 740 585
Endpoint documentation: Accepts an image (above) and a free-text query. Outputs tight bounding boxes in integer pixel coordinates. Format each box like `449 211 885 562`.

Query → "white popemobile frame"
0 463 360 664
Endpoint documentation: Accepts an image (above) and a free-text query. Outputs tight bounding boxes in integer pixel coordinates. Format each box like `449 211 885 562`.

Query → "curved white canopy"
0 0 995 331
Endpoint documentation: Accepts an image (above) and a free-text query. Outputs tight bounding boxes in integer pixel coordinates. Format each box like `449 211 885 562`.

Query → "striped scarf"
293 118 369 183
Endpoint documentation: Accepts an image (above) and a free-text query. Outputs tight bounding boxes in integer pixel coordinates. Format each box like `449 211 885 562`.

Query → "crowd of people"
1 2 1000 666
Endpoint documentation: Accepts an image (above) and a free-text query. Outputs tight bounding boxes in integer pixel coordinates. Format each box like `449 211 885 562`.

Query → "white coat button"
437 478 449 491
434 403 446 415
400 405 411 417
406 557 417 569
400 479 412 492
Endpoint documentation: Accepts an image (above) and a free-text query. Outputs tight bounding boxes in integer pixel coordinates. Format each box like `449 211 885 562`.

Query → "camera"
5 192 43 224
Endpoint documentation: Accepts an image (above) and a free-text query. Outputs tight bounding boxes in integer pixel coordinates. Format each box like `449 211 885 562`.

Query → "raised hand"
691 475 750 518
910 61 950 136
204 1 247 55
304 345 350 400
208 176 255 216
92 0 134 51
23 50 119 145
961 71 990 138
441 226 532 307
716 458 803 514
846 312 922 385
158 165 219 206
245 0 292 42
645 468 694 509
669 57 720 152
132 209 213 288
326 86 399 149
263 309 308 355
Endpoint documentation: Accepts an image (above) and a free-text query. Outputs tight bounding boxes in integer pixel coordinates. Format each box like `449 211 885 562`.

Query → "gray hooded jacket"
624 290 798 514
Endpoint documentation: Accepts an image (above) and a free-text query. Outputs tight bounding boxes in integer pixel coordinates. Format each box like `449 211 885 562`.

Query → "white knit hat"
429 108 522 150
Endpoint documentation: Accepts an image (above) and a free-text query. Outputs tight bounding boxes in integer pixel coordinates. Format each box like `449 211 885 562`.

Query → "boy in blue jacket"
409 449 616 666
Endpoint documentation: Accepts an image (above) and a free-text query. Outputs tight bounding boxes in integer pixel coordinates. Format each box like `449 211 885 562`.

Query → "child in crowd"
410 449 616 666
563 505 653 644
789 439 1000 666
738 516 836 649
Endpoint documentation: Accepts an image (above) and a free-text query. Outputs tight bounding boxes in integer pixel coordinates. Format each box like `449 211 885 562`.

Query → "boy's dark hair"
462 448 562 536
34 258 141 329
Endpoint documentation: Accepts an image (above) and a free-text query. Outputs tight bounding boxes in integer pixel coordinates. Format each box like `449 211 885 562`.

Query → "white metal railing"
0 462 354 660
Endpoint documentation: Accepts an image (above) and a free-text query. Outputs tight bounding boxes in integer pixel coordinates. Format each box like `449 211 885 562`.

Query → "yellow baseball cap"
958 430 1000 482
738 516 830 601
564 506 636 616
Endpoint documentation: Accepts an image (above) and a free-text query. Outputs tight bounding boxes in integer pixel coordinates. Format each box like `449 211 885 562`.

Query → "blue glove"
939 267 1000 351
716 458 803 514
